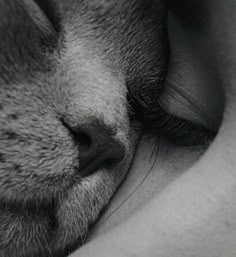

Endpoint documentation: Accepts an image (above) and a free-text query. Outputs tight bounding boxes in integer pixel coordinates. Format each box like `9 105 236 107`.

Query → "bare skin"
76 1 236 256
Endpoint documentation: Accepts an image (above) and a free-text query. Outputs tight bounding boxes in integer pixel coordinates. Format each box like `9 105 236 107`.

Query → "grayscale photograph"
0 0 235 256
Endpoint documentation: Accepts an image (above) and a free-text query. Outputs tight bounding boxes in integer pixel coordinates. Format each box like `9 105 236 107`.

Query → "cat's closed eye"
127 66 216 146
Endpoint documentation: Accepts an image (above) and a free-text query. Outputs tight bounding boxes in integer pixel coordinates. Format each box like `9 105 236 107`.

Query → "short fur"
0 0 167 256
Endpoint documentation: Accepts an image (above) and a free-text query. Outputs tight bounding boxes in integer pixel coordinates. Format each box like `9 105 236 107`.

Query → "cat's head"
0 0 167 256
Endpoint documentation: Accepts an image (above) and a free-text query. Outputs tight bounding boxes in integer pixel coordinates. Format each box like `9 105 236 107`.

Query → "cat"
0 0 168 256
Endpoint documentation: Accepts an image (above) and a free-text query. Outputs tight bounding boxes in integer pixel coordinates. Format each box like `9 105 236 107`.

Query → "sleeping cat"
0 0 168 256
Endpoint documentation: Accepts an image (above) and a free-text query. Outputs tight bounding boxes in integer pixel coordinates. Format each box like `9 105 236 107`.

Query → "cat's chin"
53 158 132 248
0 154 135 257
47 129 141 256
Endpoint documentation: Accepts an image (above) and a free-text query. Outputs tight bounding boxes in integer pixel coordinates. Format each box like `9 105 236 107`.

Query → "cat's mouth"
79 158 121 178
78 149 125 178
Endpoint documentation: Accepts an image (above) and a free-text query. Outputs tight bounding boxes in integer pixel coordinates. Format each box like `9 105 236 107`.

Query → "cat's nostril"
69 122 125 177
77 131 92 152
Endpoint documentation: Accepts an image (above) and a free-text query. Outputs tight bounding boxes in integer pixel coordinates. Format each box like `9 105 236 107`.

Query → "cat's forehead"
60 0 166 33
0 0 167 83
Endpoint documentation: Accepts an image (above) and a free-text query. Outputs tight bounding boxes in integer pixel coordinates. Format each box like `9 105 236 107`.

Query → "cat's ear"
158 10 223 132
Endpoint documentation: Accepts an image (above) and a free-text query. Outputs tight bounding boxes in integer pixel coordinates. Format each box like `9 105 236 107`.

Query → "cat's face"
0 0 167 256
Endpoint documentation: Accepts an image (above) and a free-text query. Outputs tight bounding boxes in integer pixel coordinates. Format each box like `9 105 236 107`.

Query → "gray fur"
0 0 167 256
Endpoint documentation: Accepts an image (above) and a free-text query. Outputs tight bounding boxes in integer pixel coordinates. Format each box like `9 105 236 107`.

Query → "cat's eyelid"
21 0 58 36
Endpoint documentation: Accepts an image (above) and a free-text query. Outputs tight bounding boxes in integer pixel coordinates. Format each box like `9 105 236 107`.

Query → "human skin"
74 1 236 256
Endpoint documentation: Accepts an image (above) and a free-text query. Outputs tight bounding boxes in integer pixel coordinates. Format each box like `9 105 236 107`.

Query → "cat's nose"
68 121 125 177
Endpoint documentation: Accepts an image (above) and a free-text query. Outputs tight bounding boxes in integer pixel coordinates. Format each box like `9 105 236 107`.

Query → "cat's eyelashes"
128 86 215 146
149 109 215 146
